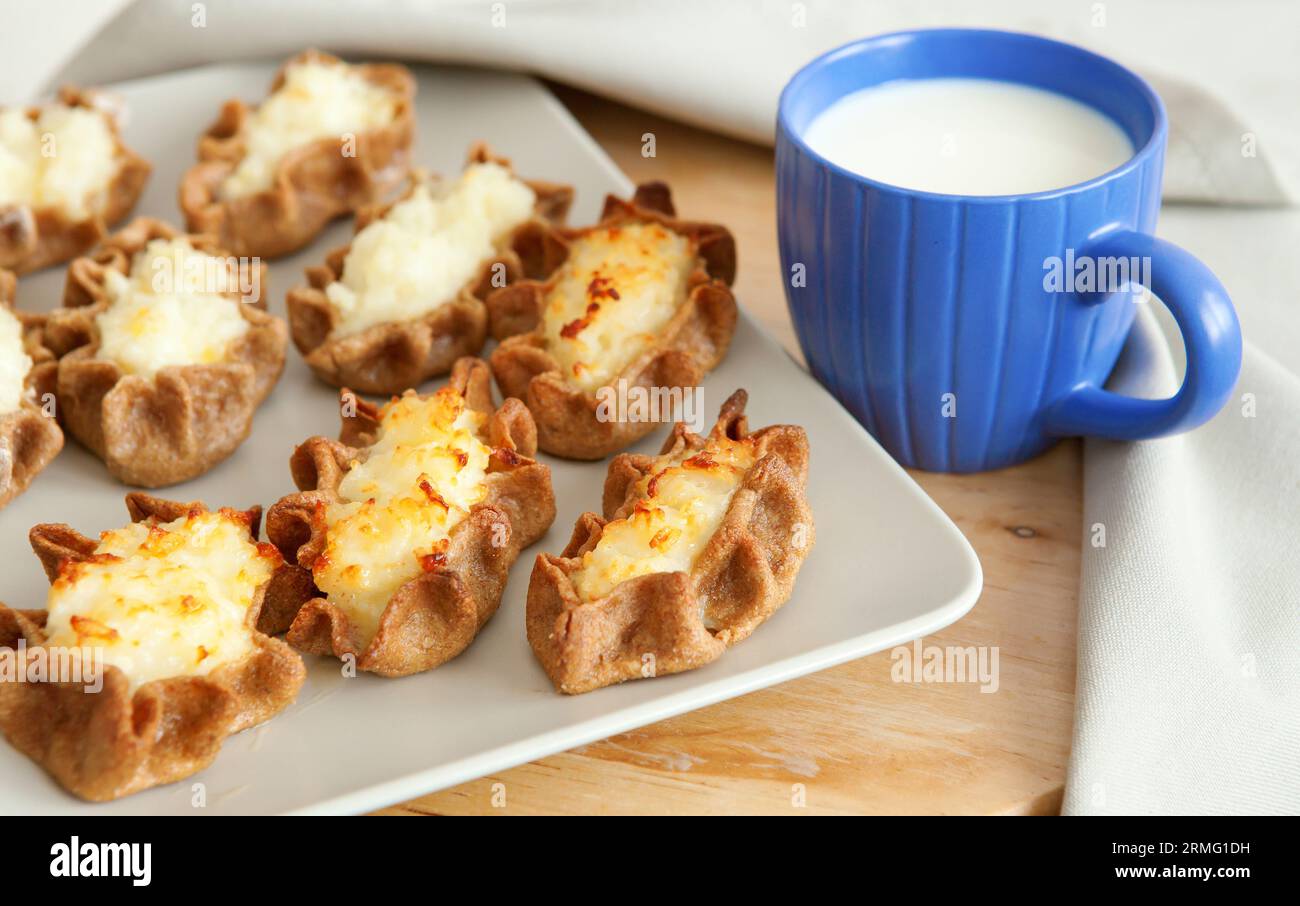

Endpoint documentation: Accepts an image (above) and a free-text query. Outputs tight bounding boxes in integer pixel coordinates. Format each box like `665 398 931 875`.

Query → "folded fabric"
14 0 1297 206
1065 310 1300 814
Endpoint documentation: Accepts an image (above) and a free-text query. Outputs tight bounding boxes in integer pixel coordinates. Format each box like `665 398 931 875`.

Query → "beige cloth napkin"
1066 308 1300 814
15 0 1296 206
7 0 1299 814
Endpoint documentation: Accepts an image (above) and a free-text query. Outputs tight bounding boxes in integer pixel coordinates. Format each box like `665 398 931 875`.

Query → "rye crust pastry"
178 50 416 258
527 390 813 694
41 217 285 487
286 143 574 394
264 357 556 677
489 182 737 460
0 270 63 508
0 494 306 802
0 87 151 275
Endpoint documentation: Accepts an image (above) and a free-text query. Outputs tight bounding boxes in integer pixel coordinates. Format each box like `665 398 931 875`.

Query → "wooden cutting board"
378 85 1081 816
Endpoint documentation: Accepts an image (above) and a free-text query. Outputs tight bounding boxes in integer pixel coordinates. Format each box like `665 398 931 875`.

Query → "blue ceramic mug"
776 29 1242 472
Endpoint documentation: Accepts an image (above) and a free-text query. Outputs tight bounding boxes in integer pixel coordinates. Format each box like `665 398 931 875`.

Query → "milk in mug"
802 77 1134 196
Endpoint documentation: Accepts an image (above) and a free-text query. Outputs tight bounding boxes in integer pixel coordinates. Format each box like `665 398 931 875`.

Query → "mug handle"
1043 231 1242 440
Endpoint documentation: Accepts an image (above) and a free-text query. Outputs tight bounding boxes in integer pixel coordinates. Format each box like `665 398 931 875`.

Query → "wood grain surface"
376 84 1082 816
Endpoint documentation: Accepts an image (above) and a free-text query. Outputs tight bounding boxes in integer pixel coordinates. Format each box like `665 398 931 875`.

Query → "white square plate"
0 61 982 815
